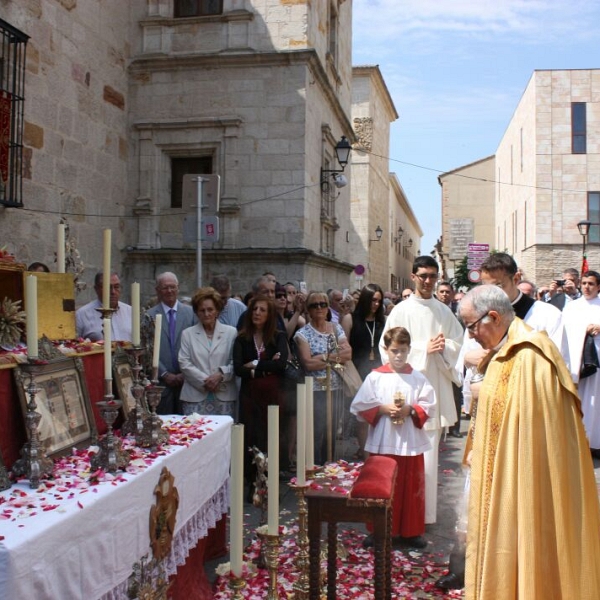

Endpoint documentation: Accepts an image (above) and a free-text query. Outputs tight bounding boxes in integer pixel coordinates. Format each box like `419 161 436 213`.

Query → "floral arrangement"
0 297 26 348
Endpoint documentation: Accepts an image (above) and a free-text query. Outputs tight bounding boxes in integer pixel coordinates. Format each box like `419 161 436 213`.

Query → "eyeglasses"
308 302 328 309
464 312 489 333
415 272 439 282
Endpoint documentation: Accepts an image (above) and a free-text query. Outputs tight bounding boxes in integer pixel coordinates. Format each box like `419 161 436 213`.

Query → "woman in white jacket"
179 287 238 416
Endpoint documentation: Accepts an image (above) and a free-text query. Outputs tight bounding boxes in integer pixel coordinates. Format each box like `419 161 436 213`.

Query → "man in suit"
146 272 196 414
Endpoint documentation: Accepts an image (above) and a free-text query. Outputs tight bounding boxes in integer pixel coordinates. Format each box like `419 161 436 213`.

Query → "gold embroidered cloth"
466 318 600 599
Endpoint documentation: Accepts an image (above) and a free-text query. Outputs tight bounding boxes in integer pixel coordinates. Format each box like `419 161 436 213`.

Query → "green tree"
451 255 475 291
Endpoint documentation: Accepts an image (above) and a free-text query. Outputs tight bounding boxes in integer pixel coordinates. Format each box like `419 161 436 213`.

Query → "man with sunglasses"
459 285 600 600
381 256 463 526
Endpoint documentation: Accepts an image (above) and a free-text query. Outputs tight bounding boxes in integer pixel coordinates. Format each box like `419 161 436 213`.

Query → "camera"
555 279 565 287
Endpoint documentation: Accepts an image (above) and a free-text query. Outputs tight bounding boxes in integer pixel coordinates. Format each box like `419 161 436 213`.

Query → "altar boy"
351 326 436 549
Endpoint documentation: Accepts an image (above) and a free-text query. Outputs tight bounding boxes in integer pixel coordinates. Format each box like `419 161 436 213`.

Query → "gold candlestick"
264 533 280 599
391 391 406 425
228 575 246 599
290 482 310 599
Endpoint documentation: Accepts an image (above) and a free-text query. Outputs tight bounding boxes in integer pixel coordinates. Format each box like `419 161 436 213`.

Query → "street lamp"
393 226 404 243
578 219 592 272
369 225 383 245
320 136 352 191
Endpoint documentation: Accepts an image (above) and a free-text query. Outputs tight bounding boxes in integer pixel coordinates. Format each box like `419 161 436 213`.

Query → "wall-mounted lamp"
404 237 413 248
321 136 352 191
369 225 383 245
393 226 404 243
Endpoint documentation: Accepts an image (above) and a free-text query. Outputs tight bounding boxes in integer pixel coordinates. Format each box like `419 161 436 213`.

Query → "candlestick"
296 382 306 486
268 405 279 535
131 282 140 346
103 318 112 380
230 424 244 578
305 376 314 470
152 313 162 374
25 275 38 359
57 223 65 273
102 229 111 309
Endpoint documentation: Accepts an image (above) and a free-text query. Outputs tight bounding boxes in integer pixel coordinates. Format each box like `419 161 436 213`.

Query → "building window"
572 102 586 154
0 19 29 207
171 156 212 208
174 0 223 18
588 192 600 244
328 3 338 64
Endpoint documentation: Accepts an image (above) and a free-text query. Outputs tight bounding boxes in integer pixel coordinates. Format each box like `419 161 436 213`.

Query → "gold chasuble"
466 318 600 600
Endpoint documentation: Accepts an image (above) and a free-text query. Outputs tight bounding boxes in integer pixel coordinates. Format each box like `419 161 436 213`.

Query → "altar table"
0 415 232 599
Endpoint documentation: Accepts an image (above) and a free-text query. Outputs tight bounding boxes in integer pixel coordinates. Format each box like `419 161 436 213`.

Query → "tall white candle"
57 224 66 273
268 405 279 535
102 229 111 309
25 275 38 359
296 382 306 486
230 424 244 577
131 282 140 346
103 318 112 380
152 313 162 371
305 376 315 470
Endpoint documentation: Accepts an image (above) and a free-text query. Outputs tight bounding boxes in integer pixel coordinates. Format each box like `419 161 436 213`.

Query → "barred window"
0 19 28 207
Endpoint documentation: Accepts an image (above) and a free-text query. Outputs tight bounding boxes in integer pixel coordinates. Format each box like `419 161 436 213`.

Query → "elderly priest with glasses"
459 284 600 600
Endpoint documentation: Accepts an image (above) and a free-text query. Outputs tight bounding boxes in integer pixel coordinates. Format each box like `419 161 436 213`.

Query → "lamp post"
578 219 591 273
368 225 383 246
320 136 352 191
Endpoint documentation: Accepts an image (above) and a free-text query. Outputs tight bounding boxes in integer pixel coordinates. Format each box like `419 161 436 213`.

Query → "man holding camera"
547 268 581 310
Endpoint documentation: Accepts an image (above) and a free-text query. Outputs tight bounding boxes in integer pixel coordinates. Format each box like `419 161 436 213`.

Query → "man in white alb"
380 255 463 525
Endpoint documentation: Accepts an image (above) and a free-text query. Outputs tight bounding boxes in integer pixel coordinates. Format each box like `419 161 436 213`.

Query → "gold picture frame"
13 357 97 458
113 353 147 417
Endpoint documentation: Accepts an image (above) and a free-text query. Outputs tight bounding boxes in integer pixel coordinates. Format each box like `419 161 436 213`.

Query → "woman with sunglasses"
294 291 352 465
340 283 386 459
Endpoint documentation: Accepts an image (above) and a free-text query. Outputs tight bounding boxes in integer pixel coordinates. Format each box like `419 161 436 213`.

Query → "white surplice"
562 295 600 448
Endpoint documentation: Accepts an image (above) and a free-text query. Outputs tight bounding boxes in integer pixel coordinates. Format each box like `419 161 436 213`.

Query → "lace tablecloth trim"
101 478 229 600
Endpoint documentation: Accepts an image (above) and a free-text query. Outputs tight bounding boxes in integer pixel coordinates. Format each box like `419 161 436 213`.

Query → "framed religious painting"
13 357 97 458
113 352 147 417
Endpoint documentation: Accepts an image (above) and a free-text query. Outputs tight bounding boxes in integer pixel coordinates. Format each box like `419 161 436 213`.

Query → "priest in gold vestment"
459 285 600 600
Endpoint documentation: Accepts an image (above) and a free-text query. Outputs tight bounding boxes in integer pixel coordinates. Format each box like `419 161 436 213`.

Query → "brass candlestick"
264 533 280 600
289 482 310 599
137 381 169 449
91 385 130 473
228 575 246 599
121 346 147 437
12 365 54 488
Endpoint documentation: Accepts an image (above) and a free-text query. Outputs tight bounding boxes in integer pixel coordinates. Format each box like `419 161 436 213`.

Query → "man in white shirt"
76 272 132 342
328 289 344 324
380 256 464 525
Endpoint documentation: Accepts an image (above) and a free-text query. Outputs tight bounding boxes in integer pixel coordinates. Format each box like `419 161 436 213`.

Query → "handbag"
580 333 600 379
339 360 363 397
284 337 305 385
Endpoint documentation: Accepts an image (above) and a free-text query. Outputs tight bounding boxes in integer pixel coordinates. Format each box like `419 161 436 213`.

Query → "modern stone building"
440 69 600 285
2 1 420 303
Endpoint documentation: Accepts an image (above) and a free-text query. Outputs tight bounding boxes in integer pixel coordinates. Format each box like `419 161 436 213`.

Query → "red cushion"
350 456 397 500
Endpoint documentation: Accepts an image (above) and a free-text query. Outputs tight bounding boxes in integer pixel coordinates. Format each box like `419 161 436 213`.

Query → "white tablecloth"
0 415 232 599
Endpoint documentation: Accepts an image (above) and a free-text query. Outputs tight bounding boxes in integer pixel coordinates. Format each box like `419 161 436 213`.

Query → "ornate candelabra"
120 345 147 437
228 576 246 599
137 380 169 450
12 364 53 488
290 482 310 599
90 381 130 473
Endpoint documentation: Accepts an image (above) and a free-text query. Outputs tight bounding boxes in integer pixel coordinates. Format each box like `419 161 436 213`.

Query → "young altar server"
351 326 436 549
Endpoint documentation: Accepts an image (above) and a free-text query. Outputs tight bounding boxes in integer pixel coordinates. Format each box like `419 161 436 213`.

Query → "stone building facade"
441 69 600 286
3 0 419 304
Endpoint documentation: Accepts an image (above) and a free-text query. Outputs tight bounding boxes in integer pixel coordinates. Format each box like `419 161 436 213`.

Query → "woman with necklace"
234 295 288 486
341 283 386 459
295 291 352 465
179 287 238 416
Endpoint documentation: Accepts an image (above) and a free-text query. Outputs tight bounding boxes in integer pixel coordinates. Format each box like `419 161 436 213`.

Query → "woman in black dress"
341 283 386 459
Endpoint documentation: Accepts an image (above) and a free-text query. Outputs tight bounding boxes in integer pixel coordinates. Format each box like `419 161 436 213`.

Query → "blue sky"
352 0 600 255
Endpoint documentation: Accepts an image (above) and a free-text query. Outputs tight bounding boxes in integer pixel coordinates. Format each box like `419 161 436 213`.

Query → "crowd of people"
67 252 600 598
